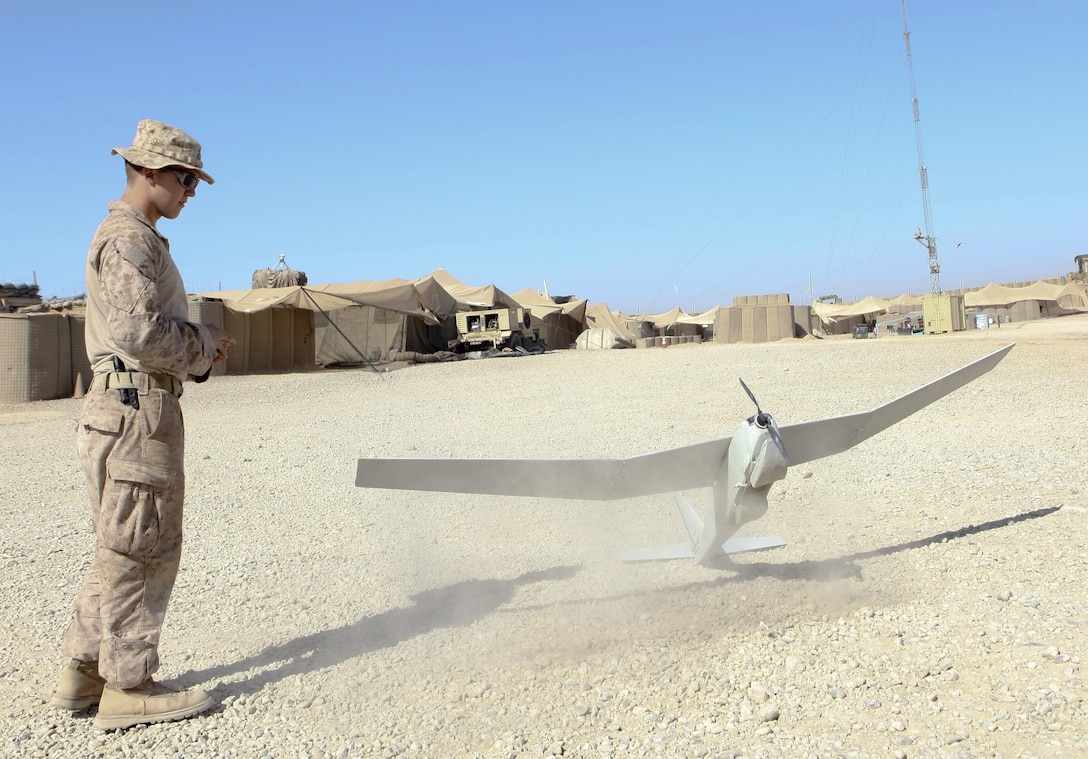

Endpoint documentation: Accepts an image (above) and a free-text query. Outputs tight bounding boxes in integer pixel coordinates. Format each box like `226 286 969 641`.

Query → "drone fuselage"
697 415 788 564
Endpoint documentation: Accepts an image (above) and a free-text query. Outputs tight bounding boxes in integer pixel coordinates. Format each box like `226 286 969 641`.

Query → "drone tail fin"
618 492 701 562
674 491 704 549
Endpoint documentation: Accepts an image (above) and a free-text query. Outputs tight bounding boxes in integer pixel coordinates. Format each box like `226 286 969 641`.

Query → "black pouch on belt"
112 355 140 410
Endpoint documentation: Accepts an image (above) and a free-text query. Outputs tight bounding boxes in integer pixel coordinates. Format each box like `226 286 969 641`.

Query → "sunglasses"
164 168 200 191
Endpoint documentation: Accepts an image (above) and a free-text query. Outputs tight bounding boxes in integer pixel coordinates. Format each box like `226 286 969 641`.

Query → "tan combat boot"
50 659 106 710
93 679 214 730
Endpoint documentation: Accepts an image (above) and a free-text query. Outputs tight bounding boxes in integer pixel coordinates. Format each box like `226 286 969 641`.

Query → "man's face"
150 167 198 220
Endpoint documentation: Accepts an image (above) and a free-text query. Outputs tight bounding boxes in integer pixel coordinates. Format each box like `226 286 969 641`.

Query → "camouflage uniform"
62 200 218 689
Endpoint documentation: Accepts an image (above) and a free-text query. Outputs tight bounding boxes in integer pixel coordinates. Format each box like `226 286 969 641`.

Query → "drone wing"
356 344 1013 499
355 436 731 500
778 343 1013 465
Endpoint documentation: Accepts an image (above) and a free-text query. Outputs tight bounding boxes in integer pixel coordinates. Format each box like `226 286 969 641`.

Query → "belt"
90 371 183 397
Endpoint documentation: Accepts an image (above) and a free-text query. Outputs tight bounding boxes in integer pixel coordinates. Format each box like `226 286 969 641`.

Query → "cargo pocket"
78 397 125 437
100 459 176 557
134 390 183 475
144 389 182 442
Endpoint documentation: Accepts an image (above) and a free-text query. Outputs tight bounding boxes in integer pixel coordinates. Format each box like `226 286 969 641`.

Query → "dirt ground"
1 313 1086 758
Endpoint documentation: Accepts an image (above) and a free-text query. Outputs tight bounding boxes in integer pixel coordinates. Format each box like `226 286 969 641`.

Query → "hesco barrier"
0 313 75 404
1 303 323 403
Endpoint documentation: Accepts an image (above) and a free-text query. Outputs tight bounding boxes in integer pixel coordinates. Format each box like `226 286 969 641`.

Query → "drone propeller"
738 377 790 464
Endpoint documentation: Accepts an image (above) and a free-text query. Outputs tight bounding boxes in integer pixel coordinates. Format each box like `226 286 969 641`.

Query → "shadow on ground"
185 565 579 697
187 506 1057 700
725 505 1061 583
516 505 1062 606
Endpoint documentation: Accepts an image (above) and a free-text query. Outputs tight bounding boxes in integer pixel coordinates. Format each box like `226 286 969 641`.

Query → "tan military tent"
810 280 1088 334
510 288 588 349
963 281 1088 309
638 306 687 329
421 268 520 311
195 269 542 368
578 303 636 349
810 295 892 322
199 278 441 321
196 278 444 368
677 306 723 328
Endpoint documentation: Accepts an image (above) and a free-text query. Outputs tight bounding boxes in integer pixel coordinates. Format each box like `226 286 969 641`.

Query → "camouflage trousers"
62 382 186 689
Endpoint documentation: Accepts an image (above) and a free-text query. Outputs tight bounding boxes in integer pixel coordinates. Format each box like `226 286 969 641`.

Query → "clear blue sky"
2 1 1084 313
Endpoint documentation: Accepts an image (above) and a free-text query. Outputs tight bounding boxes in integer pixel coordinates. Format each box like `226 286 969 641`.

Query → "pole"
901 0 942 294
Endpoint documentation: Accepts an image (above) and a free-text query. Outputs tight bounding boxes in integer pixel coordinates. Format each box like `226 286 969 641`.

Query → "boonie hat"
111 119 215 184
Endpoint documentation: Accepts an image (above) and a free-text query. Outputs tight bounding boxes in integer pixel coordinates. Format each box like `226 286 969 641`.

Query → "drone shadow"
510 505 1062 610
721 505 1061 584
181 565 579 698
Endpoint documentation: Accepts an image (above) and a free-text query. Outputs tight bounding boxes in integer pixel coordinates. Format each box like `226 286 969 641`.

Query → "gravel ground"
2 314 1086 759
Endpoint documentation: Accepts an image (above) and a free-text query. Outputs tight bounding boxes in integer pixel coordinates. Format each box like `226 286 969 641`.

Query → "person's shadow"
181 565 579 698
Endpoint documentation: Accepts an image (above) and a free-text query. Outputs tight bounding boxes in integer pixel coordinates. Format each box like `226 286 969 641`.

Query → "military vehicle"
454 307 542 353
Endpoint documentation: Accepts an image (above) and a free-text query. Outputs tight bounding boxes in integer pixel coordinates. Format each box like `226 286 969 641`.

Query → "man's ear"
142 167 157 185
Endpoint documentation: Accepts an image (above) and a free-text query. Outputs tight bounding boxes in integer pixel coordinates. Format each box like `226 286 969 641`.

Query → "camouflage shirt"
84 200 216 381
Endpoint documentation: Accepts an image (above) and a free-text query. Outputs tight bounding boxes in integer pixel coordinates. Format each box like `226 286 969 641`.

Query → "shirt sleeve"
95 237 216 377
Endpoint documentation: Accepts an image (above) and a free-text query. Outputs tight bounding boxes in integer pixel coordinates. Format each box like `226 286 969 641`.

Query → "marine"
51 119 235 730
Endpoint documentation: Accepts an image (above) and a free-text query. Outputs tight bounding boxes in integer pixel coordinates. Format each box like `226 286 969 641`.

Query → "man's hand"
207 324 237 363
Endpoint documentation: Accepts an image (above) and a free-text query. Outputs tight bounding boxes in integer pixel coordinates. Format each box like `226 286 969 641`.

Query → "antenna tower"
901 0 942 294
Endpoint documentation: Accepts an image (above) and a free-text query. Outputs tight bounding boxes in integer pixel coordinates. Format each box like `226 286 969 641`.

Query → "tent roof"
636 306 688 328
886 293 924 307
196 268 527 323
584 302 636 341
806 280 1088 319
676 306 721 327
418 268 519 311
510 288 588 321
962 281 1085 307
811 295 890 320
195 280 442 322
